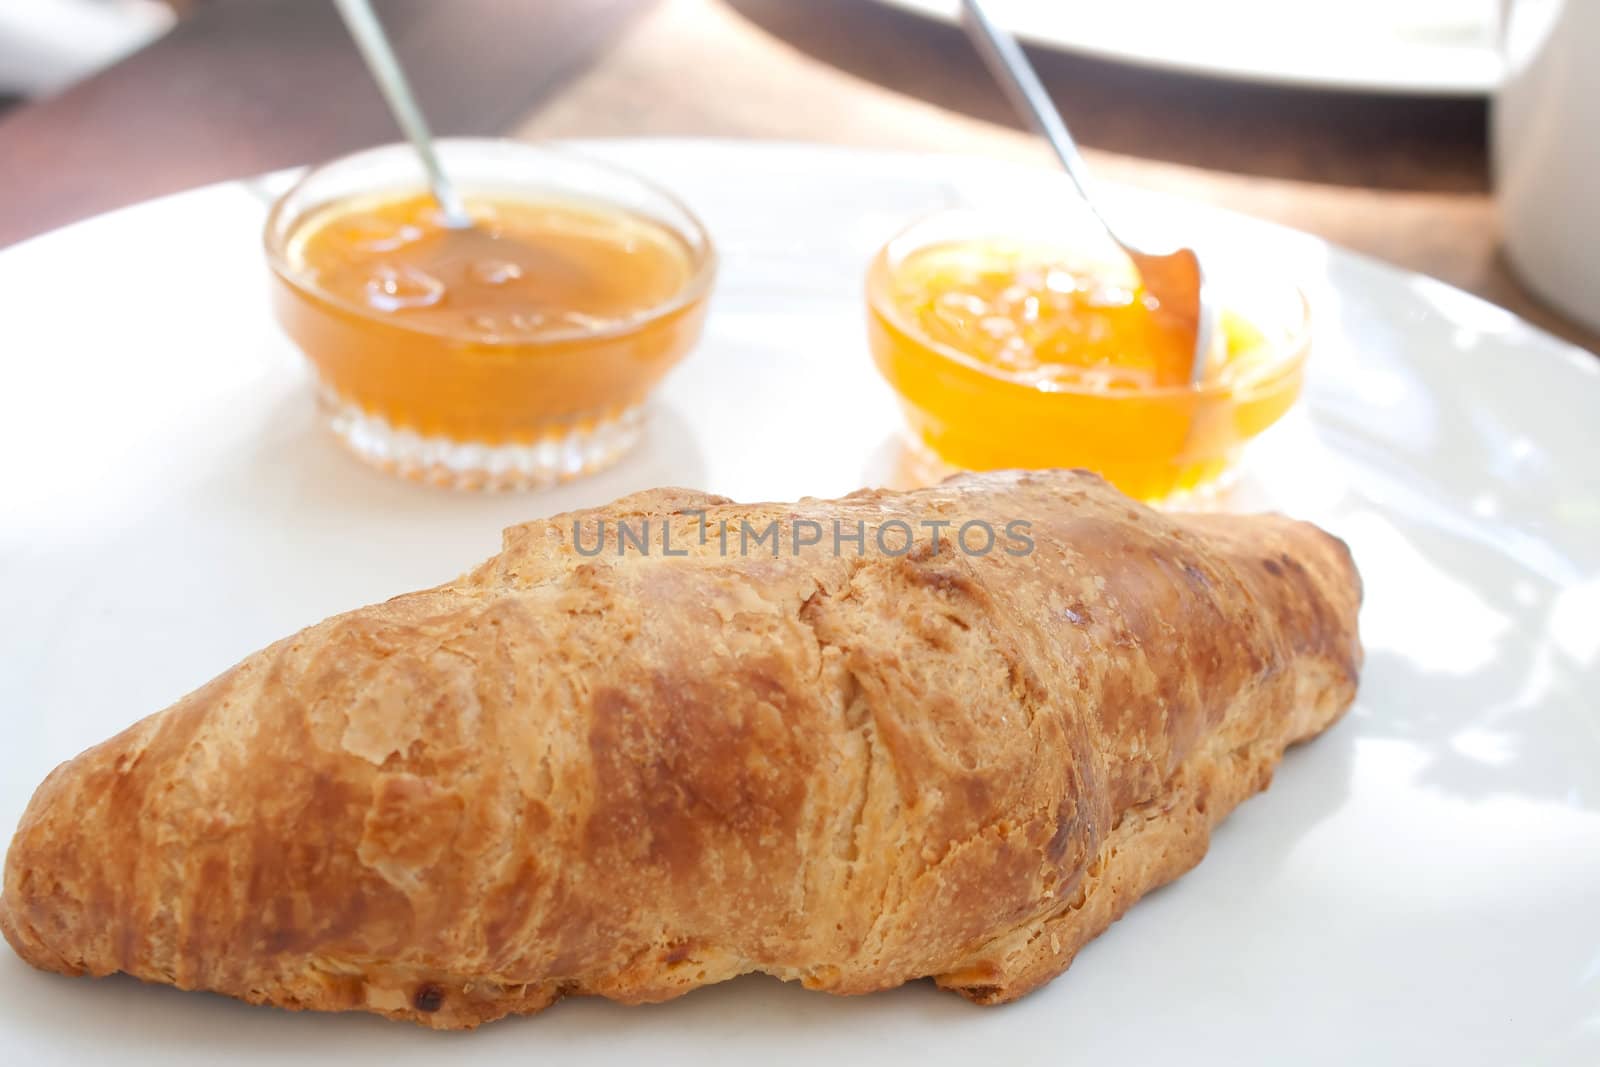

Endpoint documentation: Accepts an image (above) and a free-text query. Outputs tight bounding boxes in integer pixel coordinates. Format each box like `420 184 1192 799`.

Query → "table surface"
2 0 1594 356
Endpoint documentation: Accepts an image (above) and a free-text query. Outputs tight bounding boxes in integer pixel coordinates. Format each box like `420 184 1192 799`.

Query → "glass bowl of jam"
865 208 1310 503
265 140 715 490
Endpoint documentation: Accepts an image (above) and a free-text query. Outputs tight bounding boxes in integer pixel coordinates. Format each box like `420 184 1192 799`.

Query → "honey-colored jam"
271 192 708 443
867 236 1306 501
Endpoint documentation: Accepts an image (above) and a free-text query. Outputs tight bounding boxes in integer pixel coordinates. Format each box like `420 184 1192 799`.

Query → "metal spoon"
958 0 1217 385
331 0 472 229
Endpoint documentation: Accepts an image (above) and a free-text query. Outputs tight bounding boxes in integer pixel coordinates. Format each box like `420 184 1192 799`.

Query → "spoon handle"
958 0 1097 209
331 0 470 227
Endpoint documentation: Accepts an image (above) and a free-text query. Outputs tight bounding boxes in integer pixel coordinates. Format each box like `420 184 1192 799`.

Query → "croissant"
1 469 1361 1028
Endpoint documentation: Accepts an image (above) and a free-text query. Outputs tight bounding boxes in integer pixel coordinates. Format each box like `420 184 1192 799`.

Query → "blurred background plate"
1 140 1597 1064
869 0 1502 95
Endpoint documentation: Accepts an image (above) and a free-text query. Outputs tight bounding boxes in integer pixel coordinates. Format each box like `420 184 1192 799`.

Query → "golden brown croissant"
1 469 1361 1028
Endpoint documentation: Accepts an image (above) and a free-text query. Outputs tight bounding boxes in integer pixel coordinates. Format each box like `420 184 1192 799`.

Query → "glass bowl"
865 208 1310 503
265 139 716 490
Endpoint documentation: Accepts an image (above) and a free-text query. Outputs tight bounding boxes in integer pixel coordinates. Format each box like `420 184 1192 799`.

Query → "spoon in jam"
330 0 593 305
331 0 471 229
958 0 1218 385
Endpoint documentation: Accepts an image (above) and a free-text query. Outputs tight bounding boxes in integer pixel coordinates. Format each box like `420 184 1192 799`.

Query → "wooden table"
3 0 1594 355
0 0 654 243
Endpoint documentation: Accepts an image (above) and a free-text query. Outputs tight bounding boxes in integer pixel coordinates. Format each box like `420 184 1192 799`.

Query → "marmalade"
867 236 1306 502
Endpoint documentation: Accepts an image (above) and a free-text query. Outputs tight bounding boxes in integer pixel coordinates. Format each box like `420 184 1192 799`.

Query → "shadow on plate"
0 954 980 1063
860 433 946 492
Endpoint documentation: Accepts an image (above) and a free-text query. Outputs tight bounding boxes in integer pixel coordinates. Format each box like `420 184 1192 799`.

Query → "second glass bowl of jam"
866 208 1310 503
265 140 715 490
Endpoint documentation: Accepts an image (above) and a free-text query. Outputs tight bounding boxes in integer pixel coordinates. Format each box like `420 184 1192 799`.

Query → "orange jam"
269 192 710 445
867 236 1307 501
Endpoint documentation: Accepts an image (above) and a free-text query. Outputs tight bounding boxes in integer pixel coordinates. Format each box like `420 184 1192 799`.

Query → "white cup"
1493 0 1600 334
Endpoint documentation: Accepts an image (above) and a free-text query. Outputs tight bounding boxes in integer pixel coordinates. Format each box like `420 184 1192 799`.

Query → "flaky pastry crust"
2 470 1361 1027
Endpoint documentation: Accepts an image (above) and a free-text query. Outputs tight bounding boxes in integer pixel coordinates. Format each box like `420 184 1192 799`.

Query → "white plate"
2 140 1597 1064
870 0 1502 96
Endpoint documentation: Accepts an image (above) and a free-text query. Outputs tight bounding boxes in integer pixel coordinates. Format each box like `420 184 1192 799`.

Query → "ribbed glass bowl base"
321 391 646 491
